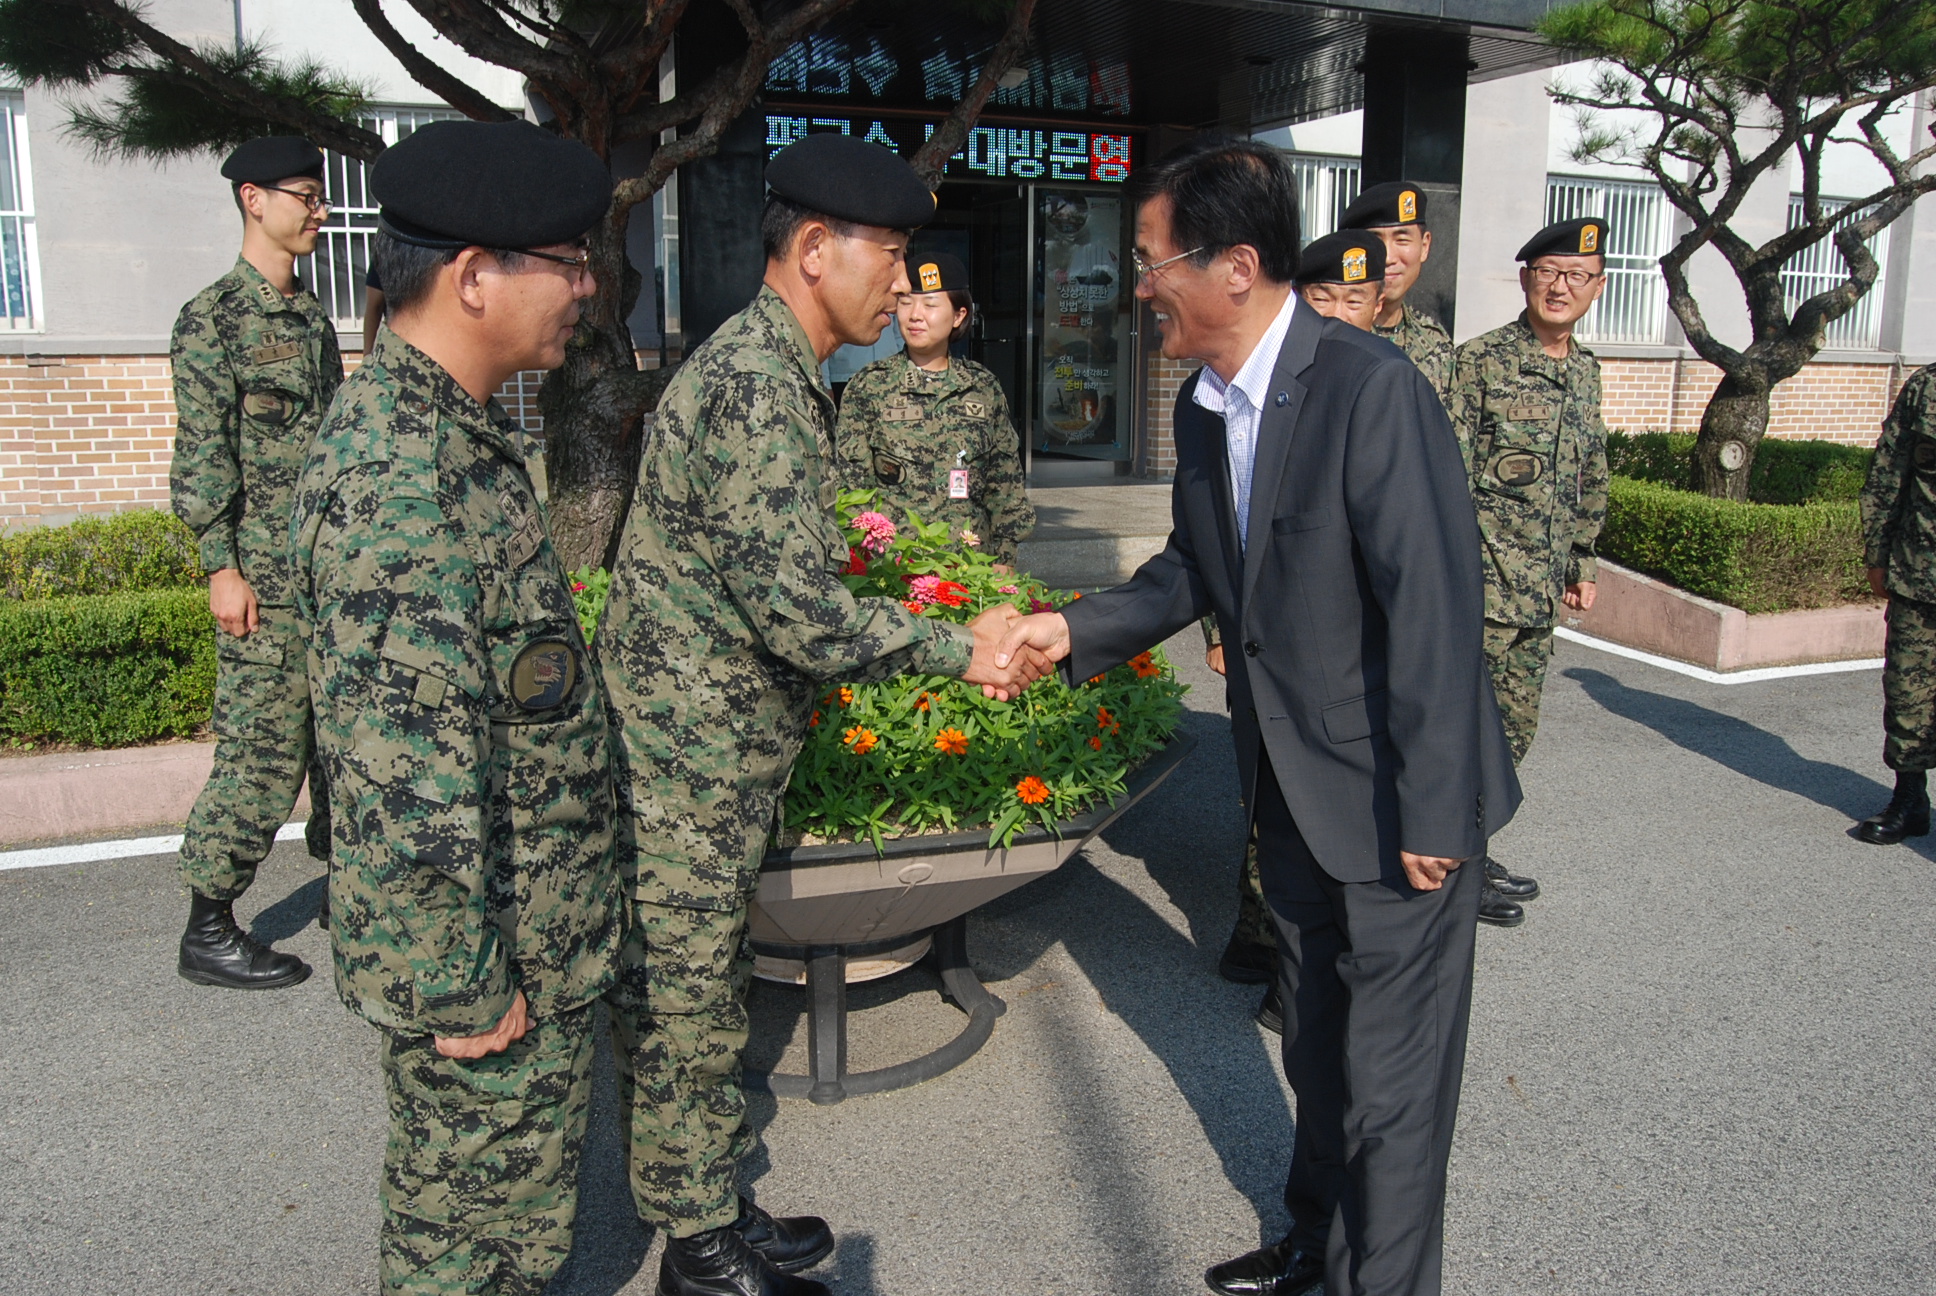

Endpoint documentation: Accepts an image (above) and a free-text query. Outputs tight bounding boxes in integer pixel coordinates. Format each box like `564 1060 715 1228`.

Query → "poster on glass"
1035 189 1130 461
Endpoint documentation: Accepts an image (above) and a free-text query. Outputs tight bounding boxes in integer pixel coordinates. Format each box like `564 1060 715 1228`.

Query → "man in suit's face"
1133 193 1287 380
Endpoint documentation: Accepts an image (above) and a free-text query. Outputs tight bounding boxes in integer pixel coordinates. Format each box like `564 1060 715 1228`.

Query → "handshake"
961 605 1076 702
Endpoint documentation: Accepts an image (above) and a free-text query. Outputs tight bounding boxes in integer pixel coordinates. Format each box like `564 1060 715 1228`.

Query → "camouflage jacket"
290 329 622 1037
835 353 1035 565
1862 363 1936 602
1447 314 1609 628
596 287 975 911
171 258 342 606
1374 302 1454 403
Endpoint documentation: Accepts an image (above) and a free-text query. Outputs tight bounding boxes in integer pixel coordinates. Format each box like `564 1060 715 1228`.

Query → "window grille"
1782 197 1890 350
0 90 41 330
1544 176 1671 344
298 107 464 326
1285 153 1361 241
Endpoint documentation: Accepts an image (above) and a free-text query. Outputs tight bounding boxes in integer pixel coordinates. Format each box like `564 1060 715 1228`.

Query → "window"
1285 153 1361 241
1783 197 1891 350
297 106 463 325
0 90 41 330
1545 176 1672 344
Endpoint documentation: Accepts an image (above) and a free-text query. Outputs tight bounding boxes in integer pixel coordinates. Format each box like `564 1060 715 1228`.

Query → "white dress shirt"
1191 289 1303 550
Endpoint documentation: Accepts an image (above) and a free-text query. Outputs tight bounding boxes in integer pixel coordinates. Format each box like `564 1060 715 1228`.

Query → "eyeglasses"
258 185 330 213
507 244 593 276
1132 246 1207 279
1527 266 1603 290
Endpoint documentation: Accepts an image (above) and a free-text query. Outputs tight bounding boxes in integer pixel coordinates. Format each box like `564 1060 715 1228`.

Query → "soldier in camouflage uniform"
288 121 625 1296
172 137 341 992
1855 363 1936 844
596 134 1047 1296
836 251 1034 566
1446 216 1612 927
1339 180 1454 402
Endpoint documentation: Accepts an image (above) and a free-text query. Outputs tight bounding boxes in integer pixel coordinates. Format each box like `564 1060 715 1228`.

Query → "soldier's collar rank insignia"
919 262 942 292
510 640 577 710
1342 248 1368 283
256 282 279 306
1398 190 1417 223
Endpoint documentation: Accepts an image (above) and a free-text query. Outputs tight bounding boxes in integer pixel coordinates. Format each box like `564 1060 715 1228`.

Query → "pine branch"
911 0 1038 187
348 0 517 121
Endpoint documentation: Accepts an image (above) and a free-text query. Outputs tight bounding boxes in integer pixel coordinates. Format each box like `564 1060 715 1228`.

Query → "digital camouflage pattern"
1374 303 1454 403
172 258 341 896
179 607 330 899
605 902 755 1234
378 1004 595 1296
1447 313 1609 630
172 258 341 604
1482 622 1555 765
291 330 624 1292
597 286 975 1232
1861 363 1936 601
1862 366 1936 771
1233 826 1276 952
836 352 1035 565
1880 595 1936 772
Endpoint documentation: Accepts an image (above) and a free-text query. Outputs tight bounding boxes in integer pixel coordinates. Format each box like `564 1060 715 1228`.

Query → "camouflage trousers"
605 899 756 1237
1883 595 1936 771
377 1003 596 1296
179 607 329 901
1483 621 1556 766
1232 821 1277 951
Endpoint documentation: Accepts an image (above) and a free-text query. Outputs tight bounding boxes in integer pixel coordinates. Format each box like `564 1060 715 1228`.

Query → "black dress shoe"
1477 877 1525 928
658 1224 831 1296
1205 1234 1324 1296
1857 782 1931 845
735 1196 832 1274
1255 985 1283 1036
1219 931 1277 984
1483 855 1540 900
178 892 311 990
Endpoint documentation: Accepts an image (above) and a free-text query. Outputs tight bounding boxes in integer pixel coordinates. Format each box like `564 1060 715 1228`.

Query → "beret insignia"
1398 190 1417 222
919 262 942 292
1580 225 1599 254
1342 248 1368 283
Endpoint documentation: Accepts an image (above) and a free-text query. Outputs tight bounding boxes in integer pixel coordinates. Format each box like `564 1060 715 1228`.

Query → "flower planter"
746 730 1197 1104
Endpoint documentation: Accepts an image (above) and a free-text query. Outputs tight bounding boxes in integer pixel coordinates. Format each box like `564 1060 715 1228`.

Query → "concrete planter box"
748 731 1196 1103
1570 560 1883 672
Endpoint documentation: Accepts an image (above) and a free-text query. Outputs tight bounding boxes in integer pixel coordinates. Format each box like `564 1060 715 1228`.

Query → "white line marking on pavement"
1555 627 1882 685
0 822 308 873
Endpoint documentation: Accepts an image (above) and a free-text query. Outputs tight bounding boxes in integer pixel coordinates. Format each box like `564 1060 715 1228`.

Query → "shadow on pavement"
249 875 325 944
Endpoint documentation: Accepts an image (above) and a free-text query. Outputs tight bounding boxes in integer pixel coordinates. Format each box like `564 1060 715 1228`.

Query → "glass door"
1031 186 1131 462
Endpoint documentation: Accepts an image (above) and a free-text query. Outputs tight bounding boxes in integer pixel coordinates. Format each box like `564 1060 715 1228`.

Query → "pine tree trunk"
1689 371 1773 500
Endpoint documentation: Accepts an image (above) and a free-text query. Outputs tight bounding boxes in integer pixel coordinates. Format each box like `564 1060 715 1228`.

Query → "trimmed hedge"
1605 431 1870 504
0 589 215 746
1600 476 1868 614
0 509 204 600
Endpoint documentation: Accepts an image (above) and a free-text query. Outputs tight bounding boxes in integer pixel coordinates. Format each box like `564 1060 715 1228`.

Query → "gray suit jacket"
1061 301 1520 883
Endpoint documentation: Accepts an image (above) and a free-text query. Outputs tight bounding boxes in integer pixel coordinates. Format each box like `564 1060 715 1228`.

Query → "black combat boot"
1204 1233 1325 1296
1477 876 1525 928
1483 854 1541 900
177 891 311 990
1857 772 1931 845
1217 929 1276 984
657 1224 831 1296
734 1196 833 1274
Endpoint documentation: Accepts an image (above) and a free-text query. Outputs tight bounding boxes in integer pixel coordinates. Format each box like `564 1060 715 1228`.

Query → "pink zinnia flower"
853 511 898 554
997 585 1018 595
907 574 943 606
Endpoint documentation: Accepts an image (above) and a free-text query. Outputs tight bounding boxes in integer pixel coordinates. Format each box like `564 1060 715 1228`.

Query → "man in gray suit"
996 138 1521 1296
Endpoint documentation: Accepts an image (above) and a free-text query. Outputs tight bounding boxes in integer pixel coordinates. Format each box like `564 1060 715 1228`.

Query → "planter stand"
747 915 1005 1105
744 732 1196 1105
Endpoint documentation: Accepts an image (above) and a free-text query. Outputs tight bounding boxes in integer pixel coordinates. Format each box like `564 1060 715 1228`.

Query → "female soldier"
836 252 1034 569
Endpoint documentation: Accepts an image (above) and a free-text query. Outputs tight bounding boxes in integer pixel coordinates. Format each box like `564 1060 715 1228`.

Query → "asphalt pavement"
2 629 1931 1296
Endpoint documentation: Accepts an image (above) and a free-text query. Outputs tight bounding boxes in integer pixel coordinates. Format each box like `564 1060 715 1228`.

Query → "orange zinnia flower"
903 600 926 615
838 686 855 705
1015 775 1050 805
1086 674 1106 686
1096 705 1115 729
934 727 969 756
809 710 821 727
915 691 934 711
1088 736 1102 750
844 726 878 755
1130 651 1160 679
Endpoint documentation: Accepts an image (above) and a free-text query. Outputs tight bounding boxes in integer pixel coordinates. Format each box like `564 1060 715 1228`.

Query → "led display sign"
764 112 1135 184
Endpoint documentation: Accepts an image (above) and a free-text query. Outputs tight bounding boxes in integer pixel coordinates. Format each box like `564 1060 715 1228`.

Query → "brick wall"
1599 355 1909 445
1139 353 1195 479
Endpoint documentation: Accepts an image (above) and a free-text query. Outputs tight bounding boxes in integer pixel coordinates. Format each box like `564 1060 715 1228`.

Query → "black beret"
909 251 968 294
220 136 323 185
1294 232 1386 286
766 134 936 231
1518 217 1609 262
1339 181 1427 229
372 120 613 251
